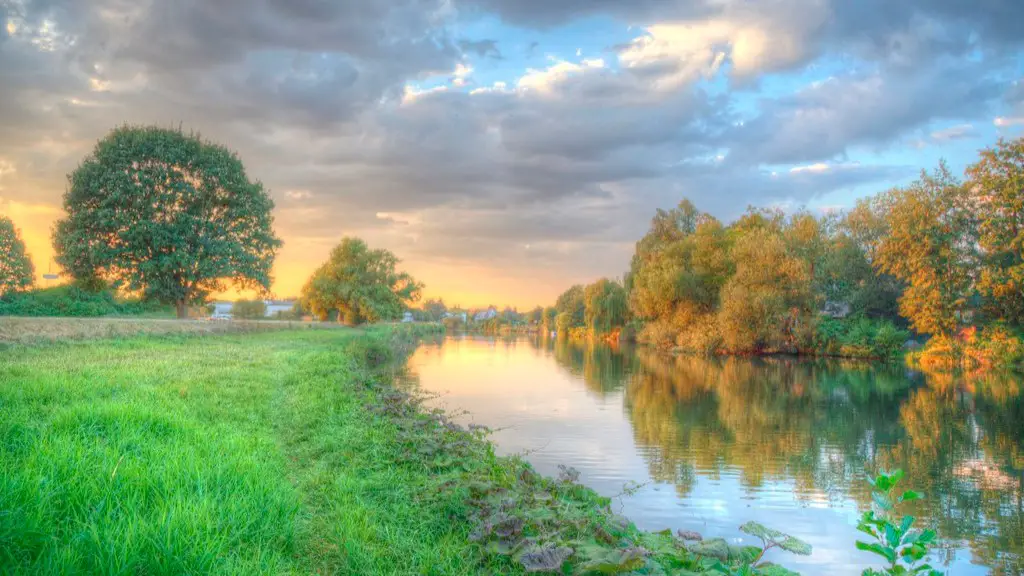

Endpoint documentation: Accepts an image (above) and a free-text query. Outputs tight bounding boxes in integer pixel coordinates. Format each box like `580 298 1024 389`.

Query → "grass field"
0 325 817 576
0 326 521 575
0 317 328 344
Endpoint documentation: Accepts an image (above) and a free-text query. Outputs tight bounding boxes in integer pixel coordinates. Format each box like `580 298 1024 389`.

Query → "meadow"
0 325 518 574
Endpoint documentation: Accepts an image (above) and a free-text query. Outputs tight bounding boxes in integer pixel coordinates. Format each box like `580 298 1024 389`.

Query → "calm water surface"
403 334 1024 575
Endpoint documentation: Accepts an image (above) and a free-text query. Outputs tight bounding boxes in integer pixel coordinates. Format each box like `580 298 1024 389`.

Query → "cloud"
995 117 1024 127
930 123 977 142
0 0 1020 304
458 38 502 59
724 62 1003 165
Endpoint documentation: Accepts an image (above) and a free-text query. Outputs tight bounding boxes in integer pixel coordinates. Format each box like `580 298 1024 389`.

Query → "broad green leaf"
855 541 896 564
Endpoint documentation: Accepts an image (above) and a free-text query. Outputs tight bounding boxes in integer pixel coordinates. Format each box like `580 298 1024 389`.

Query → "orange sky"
10 203 578 310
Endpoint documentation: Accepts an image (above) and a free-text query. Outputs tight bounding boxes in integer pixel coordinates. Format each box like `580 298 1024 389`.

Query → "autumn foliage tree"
0 216 34 296
53 126 282 318
300 237 422 324
872 164 977 338
967 138 1024 326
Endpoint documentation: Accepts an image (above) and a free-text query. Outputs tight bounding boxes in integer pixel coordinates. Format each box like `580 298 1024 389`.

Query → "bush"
814 316 909 359
233 299 267 320
0 284 167 317
555 312 574 333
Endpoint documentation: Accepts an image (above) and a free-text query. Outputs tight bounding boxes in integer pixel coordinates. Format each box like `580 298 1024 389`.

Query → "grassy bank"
0 316 343 344
1 325 819 575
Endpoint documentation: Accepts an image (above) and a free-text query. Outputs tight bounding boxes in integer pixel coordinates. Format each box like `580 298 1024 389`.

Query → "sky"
1 0 1023 309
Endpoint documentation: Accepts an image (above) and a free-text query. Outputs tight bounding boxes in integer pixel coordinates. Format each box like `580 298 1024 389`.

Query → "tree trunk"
176 300 188 319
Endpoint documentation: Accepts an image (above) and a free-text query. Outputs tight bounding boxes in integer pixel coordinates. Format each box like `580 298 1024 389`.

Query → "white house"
473 306 498 321
264 300 295 317
212 300 296 318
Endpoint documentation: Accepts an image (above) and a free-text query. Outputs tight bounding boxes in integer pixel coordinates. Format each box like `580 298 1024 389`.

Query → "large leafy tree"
0 216 34 296
583 278 628 334
873 163 978 337
717 227 814 353
554 284 586 327
53 126 281 318
967 138 1024 326
301 237 422 324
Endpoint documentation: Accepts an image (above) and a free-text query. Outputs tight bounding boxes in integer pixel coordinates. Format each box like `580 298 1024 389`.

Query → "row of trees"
549 137 1024 361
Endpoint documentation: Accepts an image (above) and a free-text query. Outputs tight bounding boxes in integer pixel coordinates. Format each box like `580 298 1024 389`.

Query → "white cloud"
286 190 313 200
995 116 1024 127
930 123 976 141
517 59 605 94
402 84 449 103
789 162 830 174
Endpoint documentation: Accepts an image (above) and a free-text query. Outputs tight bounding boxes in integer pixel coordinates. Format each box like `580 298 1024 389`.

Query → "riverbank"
1 324 818 574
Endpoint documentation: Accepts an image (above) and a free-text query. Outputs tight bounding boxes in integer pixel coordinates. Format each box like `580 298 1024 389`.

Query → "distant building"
444 311 468 322
264 300 295 317
473 306 498 321
402 311 414 323
211 299 296 318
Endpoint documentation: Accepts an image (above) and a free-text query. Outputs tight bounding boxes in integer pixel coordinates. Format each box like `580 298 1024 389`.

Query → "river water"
402 334 1024 575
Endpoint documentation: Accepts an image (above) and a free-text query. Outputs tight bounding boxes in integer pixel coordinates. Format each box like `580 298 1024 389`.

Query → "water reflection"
405 334 1024 574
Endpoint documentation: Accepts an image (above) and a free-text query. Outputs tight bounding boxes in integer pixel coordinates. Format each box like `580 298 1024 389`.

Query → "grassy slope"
0 328 499 575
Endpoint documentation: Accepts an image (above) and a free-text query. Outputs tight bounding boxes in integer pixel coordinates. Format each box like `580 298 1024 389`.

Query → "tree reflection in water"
540 337 1024 573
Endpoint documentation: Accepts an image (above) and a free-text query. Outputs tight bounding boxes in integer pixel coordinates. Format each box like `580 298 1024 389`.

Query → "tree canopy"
300 237 422 324
53 126 281 318
0 216 35 296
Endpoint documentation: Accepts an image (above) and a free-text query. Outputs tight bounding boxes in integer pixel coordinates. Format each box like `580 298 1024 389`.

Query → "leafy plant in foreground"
856 469 942 576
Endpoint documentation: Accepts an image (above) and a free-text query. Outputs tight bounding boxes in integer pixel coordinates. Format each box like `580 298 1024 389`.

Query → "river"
401 333 1024 575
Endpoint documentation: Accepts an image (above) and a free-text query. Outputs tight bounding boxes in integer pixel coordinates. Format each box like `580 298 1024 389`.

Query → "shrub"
856 469 942 575
815 316 908 359
0 284 166 317
233 299 267 320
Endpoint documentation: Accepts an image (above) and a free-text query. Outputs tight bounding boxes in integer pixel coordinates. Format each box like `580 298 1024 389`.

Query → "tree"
967 138 1024 326
300 237 422 324
584 279 628 334
542 306 558 331
555 285 586 327
423 298 448 321
0 216 34 296
233 299 267 319
555 312 574 333
873 164 978 337
527 306 544 325
717 227 813 353
53 126 281 318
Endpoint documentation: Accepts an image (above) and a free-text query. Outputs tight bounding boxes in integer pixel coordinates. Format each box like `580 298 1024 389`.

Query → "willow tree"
583 278 628 335
53 126 281 318
0 216 34 296
300 237 422 324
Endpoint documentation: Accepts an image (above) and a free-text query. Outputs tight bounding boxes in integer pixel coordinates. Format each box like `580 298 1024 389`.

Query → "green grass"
0 325 820 576
0 327 503 575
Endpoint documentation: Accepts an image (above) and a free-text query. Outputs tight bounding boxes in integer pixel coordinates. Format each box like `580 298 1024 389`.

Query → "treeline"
550 138 1024 368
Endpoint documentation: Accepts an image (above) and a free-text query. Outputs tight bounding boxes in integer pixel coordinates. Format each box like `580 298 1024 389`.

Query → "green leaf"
576 547 648 574
517 545 574 573
899 490 923 503
855 541 896 564
872 491 894 512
